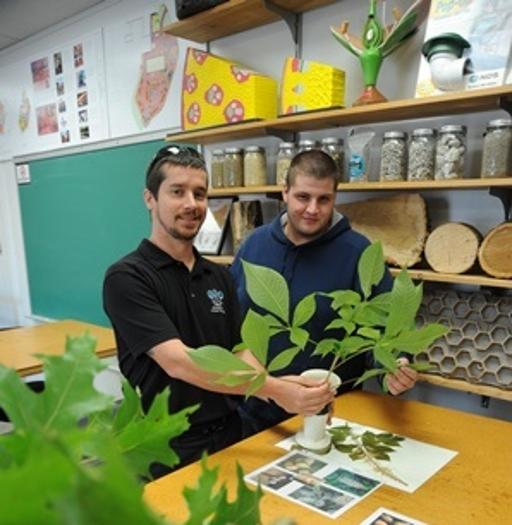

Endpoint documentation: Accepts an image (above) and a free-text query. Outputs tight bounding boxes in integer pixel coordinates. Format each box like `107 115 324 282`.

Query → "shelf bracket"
480 395 490 409
269 129 296 142
489 187 512 222
264 0 302 56
498 96 512 116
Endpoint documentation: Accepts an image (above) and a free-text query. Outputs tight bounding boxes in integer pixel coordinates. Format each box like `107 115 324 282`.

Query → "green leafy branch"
182 456 263 525
189 241 448 394
0 333 266 525
329 423 407 486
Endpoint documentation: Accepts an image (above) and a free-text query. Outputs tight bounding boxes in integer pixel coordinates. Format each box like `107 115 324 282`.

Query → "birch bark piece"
424 222 481 274
478 222 512 278
230 200 262 253
336 193 427 268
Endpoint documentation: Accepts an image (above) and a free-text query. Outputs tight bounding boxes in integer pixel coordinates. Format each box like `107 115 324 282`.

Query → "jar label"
349 154 366 180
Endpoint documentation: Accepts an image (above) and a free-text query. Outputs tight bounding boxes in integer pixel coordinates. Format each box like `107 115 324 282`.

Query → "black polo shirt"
103 239 242 426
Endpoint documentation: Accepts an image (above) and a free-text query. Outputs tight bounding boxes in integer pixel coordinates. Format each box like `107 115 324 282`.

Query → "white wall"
0 160 32 327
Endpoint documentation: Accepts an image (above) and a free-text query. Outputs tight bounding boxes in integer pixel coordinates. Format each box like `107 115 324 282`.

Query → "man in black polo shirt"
103 146 334 478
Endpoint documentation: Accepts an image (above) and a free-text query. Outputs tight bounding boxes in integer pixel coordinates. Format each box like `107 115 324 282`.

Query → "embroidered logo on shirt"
207 289 225 314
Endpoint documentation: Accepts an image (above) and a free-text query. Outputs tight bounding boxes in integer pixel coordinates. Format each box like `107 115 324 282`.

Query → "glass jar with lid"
435 124 467 180
276 142 295 186
379 131 407 181
210 149 224 188
223 147 243 187
480 118 512 178
243 146 267 186
321 137 344 182
407 128 436 181
297 139 319 152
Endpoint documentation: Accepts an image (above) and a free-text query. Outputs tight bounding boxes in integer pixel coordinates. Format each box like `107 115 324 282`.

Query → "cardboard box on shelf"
181 47 277 131
280 57 345 115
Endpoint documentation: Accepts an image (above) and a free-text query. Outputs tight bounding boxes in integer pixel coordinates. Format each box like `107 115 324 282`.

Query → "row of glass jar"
379 119 512 182
210 118 512 187
211 146 266 188
210 137 345 188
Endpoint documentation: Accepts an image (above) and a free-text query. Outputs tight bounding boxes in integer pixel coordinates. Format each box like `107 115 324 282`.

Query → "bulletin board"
18 139 164 325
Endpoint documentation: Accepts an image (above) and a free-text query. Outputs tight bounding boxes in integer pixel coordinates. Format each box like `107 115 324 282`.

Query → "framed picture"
194 198 232 255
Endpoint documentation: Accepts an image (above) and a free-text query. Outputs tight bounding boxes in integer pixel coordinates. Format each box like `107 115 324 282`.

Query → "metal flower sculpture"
331 0 430 106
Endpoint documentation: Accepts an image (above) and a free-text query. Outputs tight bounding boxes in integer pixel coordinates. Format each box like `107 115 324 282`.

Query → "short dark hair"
145 144 207 197
286 149 338 191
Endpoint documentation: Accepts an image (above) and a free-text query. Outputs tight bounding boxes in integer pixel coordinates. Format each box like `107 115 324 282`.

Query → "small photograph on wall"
78 109 88 123
56 80 64 96
58 99 66 113
74 43 84 68
77 91 88 107
79 125 90 139
36 103 58 135
31 57 50 91
77 69 87 89
53 52 63 75
18 91 31 132
60 129 70 143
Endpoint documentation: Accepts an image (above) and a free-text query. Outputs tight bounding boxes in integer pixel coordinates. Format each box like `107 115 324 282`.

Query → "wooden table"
144 391 511 524
0 319 116 376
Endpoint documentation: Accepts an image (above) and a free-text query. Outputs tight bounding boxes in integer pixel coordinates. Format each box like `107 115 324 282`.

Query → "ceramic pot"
295 368 341 453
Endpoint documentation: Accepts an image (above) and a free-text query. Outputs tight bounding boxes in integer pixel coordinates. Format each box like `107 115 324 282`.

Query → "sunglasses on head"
146 144 203 178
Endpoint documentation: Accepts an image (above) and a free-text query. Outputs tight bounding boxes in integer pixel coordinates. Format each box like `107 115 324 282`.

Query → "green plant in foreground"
190 241 449 393
0 334 262 525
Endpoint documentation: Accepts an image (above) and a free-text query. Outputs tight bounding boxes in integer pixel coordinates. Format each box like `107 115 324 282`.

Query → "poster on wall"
104 1 203 138
415 0 512 97
0 30 108 158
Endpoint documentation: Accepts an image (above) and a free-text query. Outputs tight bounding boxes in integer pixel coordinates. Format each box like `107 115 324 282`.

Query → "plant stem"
359 443 407 486
347 427 407 486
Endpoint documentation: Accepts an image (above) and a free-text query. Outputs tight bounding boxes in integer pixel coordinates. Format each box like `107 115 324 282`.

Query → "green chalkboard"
19 139 165 326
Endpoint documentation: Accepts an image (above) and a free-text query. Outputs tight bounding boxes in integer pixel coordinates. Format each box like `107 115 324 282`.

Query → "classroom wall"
0 160 31 328
0 0 510 418
17 140 163 326
0 0 199 160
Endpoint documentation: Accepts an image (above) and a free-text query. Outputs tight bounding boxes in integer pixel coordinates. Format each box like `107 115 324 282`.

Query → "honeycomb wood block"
424 222 481 274
336 193 427 268
415 288 512 390
478 222 512 279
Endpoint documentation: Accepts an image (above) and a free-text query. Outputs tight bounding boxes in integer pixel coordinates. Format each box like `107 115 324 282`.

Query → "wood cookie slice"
478 222 512 278
425 222 481 274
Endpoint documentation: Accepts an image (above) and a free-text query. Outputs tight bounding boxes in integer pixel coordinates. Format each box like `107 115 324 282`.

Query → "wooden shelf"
418 373 512 401
163 0 338 43
209 184 282 196
204 255 512 288
336 177 512 191
389 268 512 289
208 177 512 196
204 255 234 265
166 85 512 145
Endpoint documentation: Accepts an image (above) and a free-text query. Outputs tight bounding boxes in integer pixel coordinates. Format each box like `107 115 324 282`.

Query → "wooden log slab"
336 193 427 268
425 222 481 274
478 222 512 278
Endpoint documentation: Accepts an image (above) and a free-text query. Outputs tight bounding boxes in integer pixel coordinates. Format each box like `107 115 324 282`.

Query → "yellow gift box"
181 47 278 130
280 57 345 115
